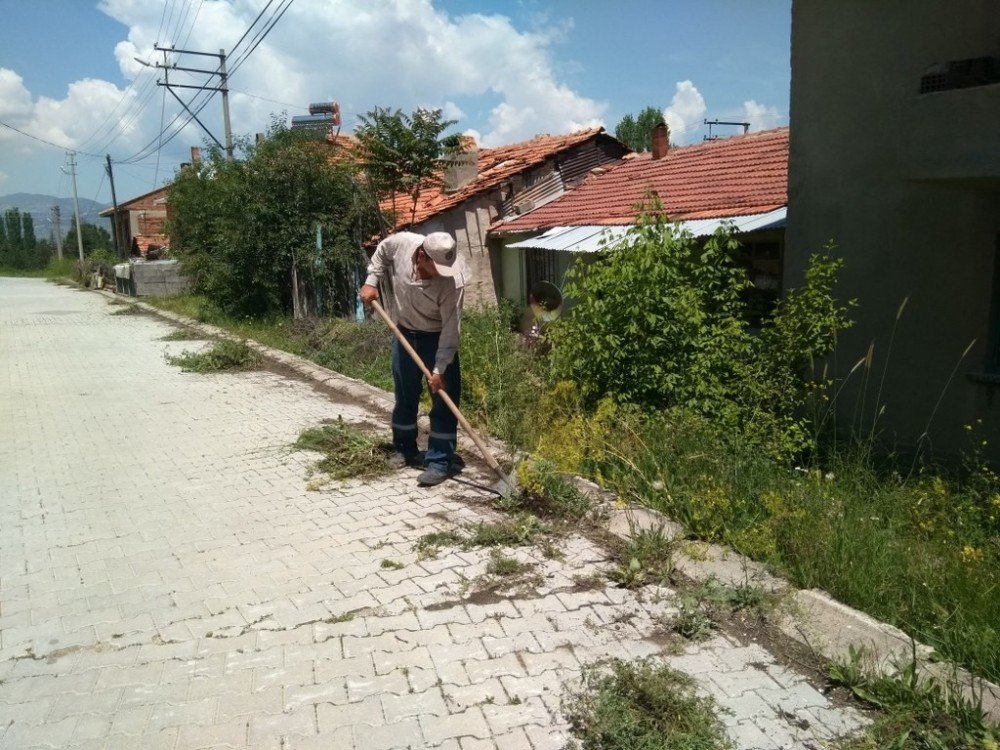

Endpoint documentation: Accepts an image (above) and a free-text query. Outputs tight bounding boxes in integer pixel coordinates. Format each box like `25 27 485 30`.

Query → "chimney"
443 137 479 193
651 123 669 159
190 146 201 166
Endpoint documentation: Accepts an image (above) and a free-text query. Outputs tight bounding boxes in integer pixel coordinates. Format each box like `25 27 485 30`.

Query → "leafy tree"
0 207 49 270
614 106 668 152
4 208 23 252
549 201 852 460
21 212 35 249
168 122 378 319
354 106 463 227
64 222 112 257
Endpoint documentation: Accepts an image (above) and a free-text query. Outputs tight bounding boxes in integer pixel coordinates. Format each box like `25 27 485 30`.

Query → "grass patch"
415 530 465 559
294 418 390 482
667 597 717 642
109 303 143 315
466 513 548 548
501 459 593 521
160 328 206 341
1 258 76 279
166 339 263 373
829 650 1000 749
609 526 676 589
485 549 529 577
413 513 550 560
563 658 733 750
380 559 404 571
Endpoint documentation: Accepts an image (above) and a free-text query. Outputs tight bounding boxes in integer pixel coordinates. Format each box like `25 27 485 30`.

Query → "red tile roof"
377 127 610 230
494 127 788 233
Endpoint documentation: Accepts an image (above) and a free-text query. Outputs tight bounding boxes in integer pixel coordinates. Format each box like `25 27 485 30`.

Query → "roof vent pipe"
651 123 669 159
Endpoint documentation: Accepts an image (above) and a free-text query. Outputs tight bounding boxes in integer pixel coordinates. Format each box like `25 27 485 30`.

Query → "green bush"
551 206 751 414
548 204 851 462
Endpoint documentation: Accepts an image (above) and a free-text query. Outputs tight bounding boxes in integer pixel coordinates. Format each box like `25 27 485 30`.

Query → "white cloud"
441 101 465 123
663 80 706 144
96 0 607 147
0 69 34 120
742 99 782 132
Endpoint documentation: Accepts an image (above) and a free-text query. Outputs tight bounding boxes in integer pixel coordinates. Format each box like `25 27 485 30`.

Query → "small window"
525 248 558 298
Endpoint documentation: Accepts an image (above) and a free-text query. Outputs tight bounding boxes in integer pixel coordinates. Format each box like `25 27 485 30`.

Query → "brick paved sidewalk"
0 279 867 749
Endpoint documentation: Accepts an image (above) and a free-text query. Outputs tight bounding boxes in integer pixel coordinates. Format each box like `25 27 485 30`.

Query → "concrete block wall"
132 261 191 297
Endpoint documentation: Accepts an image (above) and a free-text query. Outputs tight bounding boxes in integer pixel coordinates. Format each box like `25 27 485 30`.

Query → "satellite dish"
528 281 563 323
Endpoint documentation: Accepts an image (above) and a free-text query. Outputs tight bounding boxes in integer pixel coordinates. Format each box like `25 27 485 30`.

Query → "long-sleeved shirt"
365 231 467 374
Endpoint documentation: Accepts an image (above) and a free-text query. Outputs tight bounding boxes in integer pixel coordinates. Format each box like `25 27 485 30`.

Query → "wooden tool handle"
370 299 506 478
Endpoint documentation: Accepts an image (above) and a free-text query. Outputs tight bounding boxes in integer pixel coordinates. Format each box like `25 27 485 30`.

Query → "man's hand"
359 284 379 305
427 372 444 394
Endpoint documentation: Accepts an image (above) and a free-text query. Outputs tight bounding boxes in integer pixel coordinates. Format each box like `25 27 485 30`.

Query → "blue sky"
0 0 791 214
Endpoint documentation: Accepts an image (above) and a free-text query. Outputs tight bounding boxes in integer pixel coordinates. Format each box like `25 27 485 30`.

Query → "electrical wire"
228 88 307 112
0 120 105 158
81 0 206 157
118 0 297 165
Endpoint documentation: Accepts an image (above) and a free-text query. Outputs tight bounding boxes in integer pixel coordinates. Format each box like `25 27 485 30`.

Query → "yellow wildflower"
959 545 984 564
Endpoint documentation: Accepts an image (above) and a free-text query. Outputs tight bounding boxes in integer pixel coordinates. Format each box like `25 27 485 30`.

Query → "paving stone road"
0 279 867 749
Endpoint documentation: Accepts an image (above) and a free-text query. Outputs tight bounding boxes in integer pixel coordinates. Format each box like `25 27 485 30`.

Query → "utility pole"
149 44 234 160
105 154 122 259
219 49 233 160
51 205 63 260
64 152 85 262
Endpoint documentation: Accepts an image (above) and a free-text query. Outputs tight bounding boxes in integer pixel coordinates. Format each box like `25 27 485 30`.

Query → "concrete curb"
101 289 1000 723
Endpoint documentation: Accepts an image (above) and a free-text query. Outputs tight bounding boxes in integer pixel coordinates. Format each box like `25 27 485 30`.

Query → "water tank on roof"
308 102 341 120
291 102 341 132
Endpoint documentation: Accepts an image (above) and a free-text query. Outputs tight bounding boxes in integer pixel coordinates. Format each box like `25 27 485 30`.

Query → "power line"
0 120 105 158
228 0 294 74
230 0 277 56
228 88 307 111
118 0 296 165
80 0 206 156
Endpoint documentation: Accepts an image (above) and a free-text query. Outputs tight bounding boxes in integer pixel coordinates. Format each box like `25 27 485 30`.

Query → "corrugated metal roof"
506 207 786 253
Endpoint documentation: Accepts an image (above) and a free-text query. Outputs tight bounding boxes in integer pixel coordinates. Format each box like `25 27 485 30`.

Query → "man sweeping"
359 231 468 487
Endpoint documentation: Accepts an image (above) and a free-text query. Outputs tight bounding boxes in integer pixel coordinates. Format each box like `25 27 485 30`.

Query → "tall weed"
459 302 548 449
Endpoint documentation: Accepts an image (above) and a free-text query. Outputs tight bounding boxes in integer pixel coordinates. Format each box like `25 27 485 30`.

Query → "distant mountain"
0 193 111 240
